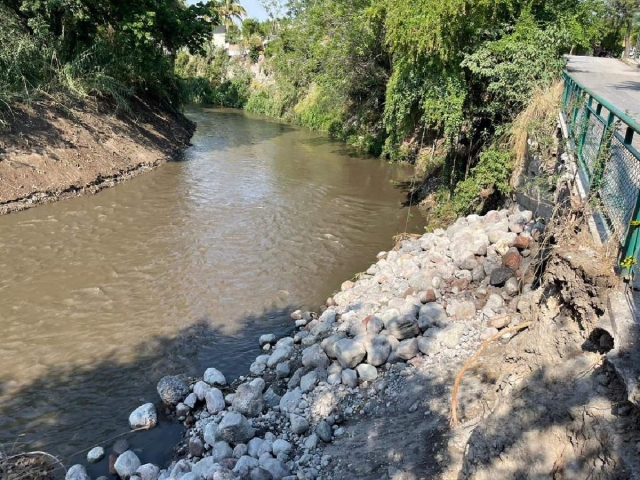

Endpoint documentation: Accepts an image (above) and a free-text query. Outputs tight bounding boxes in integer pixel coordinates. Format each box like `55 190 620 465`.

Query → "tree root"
450 322 532 427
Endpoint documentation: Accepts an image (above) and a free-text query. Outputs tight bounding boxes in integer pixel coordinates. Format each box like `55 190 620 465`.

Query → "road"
566 55 640 122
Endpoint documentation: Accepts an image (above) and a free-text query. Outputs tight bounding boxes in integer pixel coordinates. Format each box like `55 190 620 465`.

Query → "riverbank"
59 203 640 480
0 98 194 215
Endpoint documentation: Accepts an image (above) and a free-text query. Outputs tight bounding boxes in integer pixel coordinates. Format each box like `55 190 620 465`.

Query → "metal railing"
562 72 640 276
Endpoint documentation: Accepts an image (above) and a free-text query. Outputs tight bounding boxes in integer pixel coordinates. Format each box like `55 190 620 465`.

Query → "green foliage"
451 147 514 215
0 0 220 114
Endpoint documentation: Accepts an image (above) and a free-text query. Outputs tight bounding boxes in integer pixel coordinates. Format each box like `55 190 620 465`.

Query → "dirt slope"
0 98 195 214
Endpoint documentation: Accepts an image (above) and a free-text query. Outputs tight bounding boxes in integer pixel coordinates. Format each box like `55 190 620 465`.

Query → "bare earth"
0 98 194 214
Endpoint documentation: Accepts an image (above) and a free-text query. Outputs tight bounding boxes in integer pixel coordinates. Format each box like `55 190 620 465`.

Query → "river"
0 107 423 469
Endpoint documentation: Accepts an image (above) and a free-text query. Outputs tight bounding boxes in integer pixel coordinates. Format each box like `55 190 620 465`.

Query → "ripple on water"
0 107 424 462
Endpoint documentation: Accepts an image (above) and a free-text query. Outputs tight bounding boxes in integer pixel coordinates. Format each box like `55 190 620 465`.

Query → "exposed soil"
0 98 195 214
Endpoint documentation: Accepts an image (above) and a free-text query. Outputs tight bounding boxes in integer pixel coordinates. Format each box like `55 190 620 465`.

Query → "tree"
609 0 640 55
242 18 261 37
217 0 247 28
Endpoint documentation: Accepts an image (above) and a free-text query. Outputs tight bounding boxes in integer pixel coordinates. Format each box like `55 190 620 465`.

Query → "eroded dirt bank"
0 99 194 214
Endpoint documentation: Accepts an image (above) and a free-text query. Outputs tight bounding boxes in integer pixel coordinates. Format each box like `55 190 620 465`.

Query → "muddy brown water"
0 107 423 471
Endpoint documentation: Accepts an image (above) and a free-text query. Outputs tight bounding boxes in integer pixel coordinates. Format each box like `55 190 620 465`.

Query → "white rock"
356 364 378 382
136 464 160 480
129 403 157 430
204 368 227 386
114 451 141 479
87 446 105 463
206 388 226 414
66 465 90 480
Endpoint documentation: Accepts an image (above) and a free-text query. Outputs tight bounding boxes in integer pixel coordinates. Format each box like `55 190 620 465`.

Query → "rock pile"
67 208 541 480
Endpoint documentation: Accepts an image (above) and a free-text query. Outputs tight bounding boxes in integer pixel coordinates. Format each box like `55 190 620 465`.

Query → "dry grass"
508 81 563 188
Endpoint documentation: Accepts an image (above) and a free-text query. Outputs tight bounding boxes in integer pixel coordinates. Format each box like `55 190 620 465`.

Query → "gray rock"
279 388 302 414
453 300 476 320
234 443 248 459
213 470 236 480
315 420 332 442
66 465 90 480
267 347 293 368
418 303 448 330
327 362 342 375
327 373 341 385
301 344 330 369
87 446 105 463
233 455 260 476
179 474 198 480
263 387 281 409
114 451 141 479
287 368 303 390
356 364 377 381
156 376 189 405
176 402 189 418
275 362 290 379
204 368 227 386
259 334 277 346
272 439 292 457
206 388 226 414
261 458 291 480
232 381 264 417
188 436 204 457
505 276 519 296
290 413 309 434
366 316 384 334
489 267 515 286
248 437 265 458
129 403 157 430
191 457 215 478
218 412 255 444
257 441 273 456
136 464 160 480
193 381 211 401
204 422 220 446
300 371 319 393
320 333 347 358
395 338 418 360
251 467 274 480
112 438 130 455
304 433 319 450
212 441 234 462
341 369 358 388
184 392 197 409
334 338 366 369
382 310 420 340
169 459 191 479
365 334 391 366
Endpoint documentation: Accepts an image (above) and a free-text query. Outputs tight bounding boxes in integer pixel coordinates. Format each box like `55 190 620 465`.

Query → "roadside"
0 98 195 215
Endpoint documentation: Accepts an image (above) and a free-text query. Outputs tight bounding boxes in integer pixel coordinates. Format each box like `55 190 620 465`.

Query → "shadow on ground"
0 307 296 479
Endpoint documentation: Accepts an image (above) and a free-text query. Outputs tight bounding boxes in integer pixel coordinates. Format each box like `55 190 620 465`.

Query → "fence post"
577 95 593 161
621 127 640 278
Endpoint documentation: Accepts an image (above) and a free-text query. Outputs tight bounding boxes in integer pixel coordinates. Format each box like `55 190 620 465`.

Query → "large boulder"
232 380 265 417
334 338 366 369
129 403 157 430
114 451 141 480
301 344 330 369
381 309 419 340
418 303 448 330
218 412 255 444
365 335 391 366
320 333 347 359
156 376 189 405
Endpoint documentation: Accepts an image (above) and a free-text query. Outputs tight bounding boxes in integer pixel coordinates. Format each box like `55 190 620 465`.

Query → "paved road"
566 55 640 123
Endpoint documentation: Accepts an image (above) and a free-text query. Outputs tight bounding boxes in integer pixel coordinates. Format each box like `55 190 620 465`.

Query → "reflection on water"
0 107 423 462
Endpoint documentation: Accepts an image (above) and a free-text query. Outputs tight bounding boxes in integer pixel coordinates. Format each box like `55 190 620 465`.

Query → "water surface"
0 107 423 467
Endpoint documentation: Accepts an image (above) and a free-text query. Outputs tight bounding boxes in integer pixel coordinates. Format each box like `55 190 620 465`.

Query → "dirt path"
0 98 194 214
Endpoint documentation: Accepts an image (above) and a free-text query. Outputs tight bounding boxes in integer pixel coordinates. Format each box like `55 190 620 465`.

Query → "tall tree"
218 0 247 28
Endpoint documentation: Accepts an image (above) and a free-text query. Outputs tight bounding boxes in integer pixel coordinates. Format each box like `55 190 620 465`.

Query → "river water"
0 107 423 468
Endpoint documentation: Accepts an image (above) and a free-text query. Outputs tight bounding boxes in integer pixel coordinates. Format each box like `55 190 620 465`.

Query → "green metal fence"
562 72 640 277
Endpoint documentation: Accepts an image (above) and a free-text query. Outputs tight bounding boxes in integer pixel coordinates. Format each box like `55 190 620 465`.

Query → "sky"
187 0 269 21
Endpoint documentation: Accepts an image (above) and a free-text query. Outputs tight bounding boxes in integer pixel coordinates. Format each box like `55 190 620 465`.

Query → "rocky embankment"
0 99 194 215
66 208 544 480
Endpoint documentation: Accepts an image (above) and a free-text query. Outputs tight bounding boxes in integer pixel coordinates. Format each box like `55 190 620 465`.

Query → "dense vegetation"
3 0 639 217
0 0 220 116
176 0 638 215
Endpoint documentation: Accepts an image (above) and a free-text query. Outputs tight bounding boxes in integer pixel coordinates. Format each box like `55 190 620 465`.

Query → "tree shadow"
0 306 297 479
